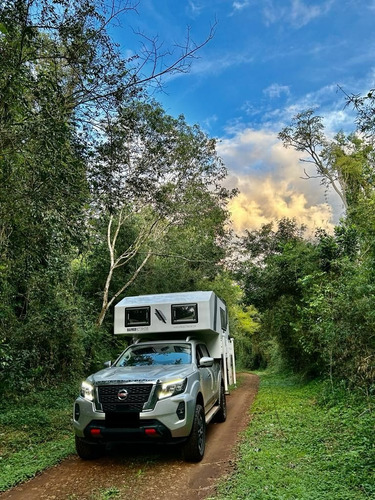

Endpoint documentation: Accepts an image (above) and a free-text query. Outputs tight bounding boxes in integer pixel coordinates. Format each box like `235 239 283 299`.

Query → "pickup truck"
73 291 235 462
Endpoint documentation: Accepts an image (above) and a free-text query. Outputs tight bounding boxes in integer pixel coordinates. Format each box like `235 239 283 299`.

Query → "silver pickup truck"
73 337 227 462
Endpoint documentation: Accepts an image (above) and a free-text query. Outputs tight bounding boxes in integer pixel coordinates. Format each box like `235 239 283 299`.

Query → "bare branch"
131 21 216 89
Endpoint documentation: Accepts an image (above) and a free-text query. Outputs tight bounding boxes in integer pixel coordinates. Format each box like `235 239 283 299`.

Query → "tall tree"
89 101 234 325
0 0 217 387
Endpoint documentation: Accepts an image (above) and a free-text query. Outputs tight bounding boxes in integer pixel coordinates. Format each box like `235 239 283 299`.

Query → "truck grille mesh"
97 384 153 413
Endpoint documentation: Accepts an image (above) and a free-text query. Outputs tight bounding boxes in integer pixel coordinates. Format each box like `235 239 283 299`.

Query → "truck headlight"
158 378 187 400
80 381 95 401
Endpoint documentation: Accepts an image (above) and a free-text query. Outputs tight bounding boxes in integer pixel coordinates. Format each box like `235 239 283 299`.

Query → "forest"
1 0 374 400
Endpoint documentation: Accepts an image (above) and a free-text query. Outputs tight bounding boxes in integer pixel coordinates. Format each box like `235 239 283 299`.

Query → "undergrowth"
214 372 374 500
0 383 77 491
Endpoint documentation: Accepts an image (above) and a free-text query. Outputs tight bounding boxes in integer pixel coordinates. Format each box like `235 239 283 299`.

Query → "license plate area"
105 412 140 428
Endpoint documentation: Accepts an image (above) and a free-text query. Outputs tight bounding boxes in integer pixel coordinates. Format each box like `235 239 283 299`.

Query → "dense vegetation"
0 383 76 491
214 372 374 500
0 0 234 393
234 107 375 393
1 0 374 395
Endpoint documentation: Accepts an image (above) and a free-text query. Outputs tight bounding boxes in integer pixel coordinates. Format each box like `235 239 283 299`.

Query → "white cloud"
240 82 356 137
227 181 334 236
262 0 333 28
263 83 291 99
290 0 325 27
188 1 204 17
232 1 251 11
164 50 254 83
202 114 218 132
218 128 341 234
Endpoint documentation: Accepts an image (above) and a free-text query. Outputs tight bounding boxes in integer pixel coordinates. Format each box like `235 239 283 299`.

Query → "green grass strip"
214 372 374 500
0 436 74 491
0 382 78 492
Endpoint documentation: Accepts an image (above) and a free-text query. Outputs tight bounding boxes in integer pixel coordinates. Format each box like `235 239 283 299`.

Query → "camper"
73 291 236 462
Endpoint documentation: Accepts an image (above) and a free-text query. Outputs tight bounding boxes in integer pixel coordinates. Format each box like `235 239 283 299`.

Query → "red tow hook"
144 428 158 437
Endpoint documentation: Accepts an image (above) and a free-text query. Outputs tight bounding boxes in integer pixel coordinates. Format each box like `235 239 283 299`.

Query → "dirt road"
1 373 259 500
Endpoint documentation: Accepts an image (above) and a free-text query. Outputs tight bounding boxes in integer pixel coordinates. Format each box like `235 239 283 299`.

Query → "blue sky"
113 0 375 234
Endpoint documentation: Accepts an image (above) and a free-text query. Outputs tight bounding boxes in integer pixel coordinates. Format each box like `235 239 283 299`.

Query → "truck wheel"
182 404 206 462
75 435 105 460
215 382 227 423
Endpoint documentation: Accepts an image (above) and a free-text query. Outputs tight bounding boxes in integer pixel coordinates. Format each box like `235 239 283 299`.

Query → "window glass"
220 307 228 330
171 303 198 324
125 307 151 327
116 343 191 366
199 344 210 358
196 344 210 364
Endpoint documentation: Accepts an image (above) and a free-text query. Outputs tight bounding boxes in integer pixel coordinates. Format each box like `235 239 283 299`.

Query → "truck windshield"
116 343 192 367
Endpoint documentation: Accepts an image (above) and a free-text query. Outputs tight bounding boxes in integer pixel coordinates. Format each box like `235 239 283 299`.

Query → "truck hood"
89 364 193 385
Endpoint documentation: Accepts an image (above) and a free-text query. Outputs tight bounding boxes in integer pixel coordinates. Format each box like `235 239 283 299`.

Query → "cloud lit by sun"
227 180 334 236
218 128 340 236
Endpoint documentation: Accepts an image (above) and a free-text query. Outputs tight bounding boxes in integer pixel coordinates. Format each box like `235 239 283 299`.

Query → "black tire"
215 383 227 423
75 435 105 460
182 404 206 462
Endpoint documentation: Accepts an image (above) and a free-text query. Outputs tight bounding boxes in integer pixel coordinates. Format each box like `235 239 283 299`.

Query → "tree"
278 110 348 209
344 87 375 137
296 226 375 389
278 110 375 212
236 218 320 372
89 101 234 325
0 0 91 385
0 0 218 388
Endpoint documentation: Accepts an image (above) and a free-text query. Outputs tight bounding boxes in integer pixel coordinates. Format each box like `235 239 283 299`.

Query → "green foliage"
0 0 232 393
214 373 374 500
90 100 235 324
237 218 321 374
296 257 375 390
272 105 375 389
94 487 121 500
0 382 77 491
229 304 261 369
237 209 375 391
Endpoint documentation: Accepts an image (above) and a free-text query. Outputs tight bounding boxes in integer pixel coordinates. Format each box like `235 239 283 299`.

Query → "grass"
213 372 374 500
0 382 78 491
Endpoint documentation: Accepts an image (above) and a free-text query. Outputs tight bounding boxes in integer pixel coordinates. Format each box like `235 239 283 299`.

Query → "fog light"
74 403 80 421
90 428 101 437
176 402 185 420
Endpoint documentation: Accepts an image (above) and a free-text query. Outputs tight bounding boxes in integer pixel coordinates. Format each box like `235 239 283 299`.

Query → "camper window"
171 303 198 324
125 306 151 327
220 307 228 331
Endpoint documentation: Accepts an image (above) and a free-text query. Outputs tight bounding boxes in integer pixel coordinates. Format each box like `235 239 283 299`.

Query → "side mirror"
199 356 214 368
104 360 112 368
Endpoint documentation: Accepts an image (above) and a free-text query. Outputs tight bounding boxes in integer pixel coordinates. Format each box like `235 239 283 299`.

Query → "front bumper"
73 392 196 443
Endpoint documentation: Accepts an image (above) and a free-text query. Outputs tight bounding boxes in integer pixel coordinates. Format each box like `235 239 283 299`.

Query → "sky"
112 0 375 235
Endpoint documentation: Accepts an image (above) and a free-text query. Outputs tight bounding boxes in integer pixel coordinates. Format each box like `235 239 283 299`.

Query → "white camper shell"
114 291 236 392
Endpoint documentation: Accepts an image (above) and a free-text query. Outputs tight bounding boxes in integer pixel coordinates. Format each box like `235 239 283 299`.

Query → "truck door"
196 344 215 409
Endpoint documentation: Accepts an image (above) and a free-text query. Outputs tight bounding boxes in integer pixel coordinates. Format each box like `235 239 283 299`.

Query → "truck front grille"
97 384 153 413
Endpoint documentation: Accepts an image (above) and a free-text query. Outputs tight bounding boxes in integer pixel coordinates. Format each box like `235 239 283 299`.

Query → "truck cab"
73 291 236 462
